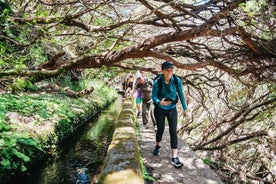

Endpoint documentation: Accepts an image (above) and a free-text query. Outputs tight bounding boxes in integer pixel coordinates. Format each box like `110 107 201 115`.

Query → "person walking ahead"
133 72 156 127
151 61 188 168
136 88 143 118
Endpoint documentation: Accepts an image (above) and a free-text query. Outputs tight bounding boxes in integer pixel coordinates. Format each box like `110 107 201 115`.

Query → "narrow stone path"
139 118 224 184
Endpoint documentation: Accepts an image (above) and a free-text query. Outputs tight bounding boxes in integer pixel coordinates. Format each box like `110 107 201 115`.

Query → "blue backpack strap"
173 74 178 88
153 74 162 99
172 74 179 103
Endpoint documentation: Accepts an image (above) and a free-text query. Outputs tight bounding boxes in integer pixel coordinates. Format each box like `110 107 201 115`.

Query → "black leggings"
154 106 178 149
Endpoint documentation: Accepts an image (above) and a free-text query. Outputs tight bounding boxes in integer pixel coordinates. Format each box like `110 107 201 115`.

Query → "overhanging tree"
0 0 275 183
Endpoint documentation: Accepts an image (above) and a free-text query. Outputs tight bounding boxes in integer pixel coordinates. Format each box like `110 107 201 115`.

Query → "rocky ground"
138 117 224 184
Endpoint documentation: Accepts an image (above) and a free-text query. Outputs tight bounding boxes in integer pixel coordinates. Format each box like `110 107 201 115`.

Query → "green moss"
0 80 118 182
98 98 144 184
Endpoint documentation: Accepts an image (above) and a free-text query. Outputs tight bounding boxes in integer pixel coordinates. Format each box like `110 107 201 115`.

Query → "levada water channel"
8 96 122 184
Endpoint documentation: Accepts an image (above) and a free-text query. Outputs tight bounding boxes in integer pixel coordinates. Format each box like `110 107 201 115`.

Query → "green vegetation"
140 156 156 182
0 121 43 174
0 78 118 182
133 105 156 183
1 0 275 183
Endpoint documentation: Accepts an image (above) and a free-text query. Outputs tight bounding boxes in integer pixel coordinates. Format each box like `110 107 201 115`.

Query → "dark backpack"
153 74 179 104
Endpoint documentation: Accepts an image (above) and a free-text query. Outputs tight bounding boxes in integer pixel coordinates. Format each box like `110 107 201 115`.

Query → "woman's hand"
182 110 187 117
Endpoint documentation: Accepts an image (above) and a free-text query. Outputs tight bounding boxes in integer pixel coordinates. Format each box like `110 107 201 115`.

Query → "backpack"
153 74 179 104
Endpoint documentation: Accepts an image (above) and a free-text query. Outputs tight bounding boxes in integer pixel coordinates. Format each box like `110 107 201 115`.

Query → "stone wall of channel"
98 97 144 184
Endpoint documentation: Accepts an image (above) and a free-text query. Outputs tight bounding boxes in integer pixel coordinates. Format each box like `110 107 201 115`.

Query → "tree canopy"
0 0 275 183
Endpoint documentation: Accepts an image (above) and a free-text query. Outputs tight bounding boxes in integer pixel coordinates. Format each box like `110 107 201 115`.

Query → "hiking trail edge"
139 118 224 184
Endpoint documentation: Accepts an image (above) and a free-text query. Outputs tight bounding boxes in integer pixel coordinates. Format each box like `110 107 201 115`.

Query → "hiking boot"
137 111 140 118
171 157 183 168
153 146 161 156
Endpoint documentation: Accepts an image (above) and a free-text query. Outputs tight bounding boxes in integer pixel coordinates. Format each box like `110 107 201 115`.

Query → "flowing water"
9 97 122 184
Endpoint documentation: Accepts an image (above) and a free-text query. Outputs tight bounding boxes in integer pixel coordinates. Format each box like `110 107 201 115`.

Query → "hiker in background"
151 61 188 168
124 75 134 97
135 70 144 118
122 76 128 91
136 88 143 118
132 71 156 128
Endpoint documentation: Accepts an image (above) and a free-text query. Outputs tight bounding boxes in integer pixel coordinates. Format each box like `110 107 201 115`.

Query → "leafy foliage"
0 78 117 182
0 0 275 183
0 121 43 176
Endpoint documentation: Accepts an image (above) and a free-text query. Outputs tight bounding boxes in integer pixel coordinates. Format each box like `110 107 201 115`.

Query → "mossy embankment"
0 80 118 183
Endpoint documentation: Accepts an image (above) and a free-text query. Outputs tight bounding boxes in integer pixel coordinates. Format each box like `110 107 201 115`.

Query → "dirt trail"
139 118 224 184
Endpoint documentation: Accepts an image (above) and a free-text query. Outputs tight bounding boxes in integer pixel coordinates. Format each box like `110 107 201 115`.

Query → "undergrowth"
0 79 117 183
